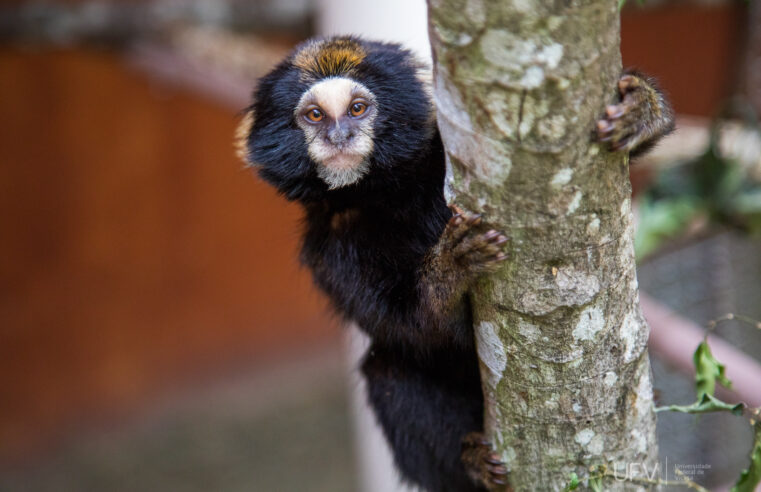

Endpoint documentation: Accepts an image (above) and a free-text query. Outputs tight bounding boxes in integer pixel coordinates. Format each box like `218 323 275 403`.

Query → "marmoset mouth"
322 152 364 170
316 153 370 189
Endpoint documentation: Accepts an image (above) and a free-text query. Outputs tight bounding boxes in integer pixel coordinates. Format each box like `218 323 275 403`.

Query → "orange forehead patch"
294 39 366 78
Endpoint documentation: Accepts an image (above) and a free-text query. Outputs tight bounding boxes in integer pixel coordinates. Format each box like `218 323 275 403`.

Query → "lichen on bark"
427 0 659 489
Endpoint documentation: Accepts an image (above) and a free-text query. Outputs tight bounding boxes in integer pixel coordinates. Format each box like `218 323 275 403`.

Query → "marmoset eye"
305 107 324 122
349 101 367 117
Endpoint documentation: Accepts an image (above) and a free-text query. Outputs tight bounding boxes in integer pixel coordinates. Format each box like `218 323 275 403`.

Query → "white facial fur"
295 77 376 189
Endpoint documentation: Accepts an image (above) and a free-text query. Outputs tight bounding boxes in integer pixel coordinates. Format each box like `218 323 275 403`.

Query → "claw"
605 104 624 119
484 455 503 466
597 129 614 140
597 120 612 133
610 138 635 152
618 74 639 93
622 91 638 106
467 214 482 225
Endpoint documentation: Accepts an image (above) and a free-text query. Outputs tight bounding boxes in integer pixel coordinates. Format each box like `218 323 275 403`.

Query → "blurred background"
1 0 760 491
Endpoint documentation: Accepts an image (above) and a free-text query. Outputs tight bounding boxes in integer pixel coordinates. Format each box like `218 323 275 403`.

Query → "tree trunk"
427 0 658 489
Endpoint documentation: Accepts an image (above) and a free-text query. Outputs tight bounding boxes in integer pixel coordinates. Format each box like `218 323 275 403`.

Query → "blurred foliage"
654 327 761 492
635 109 761 259
732 418 761 492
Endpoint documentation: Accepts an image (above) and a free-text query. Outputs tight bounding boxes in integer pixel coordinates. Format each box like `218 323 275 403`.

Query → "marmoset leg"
416 206 509 343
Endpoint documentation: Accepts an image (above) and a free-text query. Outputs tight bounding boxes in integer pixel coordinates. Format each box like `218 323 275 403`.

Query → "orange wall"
0 48 336 463
621 3 746 117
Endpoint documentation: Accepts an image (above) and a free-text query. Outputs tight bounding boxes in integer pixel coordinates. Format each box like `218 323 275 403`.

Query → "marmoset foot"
445 206 509 275
461 432 511 491
596 71 674 156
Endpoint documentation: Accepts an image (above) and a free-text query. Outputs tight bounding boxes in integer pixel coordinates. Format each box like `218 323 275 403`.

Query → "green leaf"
589 475 603 492
693 340 732 398
563 472 579 491
731 421 761 492
655 393 745 416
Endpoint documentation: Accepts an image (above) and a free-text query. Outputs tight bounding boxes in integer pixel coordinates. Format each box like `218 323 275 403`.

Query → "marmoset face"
293 77 377 189
238 36 435 202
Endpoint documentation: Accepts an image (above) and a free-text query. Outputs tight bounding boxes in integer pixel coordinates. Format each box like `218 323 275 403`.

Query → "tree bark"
427 0 658 489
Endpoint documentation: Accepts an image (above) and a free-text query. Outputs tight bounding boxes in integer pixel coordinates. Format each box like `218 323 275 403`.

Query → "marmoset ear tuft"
234 110 256 166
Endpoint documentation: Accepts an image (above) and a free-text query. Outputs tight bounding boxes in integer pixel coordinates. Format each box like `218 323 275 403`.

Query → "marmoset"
236 36 674 492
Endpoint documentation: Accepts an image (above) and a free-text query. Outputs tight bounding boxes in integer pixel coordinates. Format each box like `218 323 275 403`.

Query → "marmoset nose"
327 123 354 145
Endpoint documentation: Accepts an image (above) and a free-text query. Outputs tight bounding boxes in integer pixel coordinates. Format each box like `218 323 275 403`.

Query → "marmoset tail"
237 36 674 492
